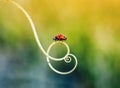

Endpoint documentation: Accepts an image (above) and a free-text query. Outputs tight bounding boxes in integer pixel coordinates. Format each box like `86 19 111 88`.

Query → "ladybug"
53 34 67 41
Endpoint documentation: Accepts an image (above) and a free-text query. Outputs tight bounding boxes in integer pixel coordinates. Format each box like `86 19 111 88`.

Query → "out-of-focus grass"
0 0 120 88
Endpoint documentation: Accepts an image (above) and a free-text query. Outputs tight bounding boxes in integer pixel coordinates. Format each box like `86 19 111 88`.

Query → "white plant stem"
4 0 78 75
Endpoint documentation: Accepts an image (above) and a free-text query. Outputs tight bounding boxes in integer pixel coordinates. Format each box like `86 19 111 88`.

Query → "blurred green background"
0 0 120 88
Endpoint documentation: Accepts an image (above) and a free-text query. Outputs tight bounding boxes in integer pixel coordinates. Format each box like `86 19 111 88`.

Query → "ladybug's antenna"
2 0 78 75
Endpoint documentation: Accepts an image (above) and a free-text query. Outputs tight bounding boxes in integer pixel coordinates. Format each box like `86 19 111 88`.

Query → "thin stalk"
7 0 68 60
3 0 78 75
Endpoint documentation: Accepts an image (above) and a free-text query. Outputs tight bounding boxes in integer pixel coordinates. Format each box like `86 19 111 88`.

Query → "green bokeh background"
0 0 120 88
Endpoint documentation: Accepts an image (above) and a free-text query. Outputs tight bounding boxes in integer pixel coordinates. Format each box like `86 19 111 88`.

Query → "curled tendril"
47 42 78 75
3 0 78 75
64 56 72 63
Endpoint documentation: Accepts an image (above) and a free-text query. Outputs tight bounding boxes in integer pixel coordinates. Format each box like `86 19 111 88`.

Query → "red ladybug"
53 34 67 41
